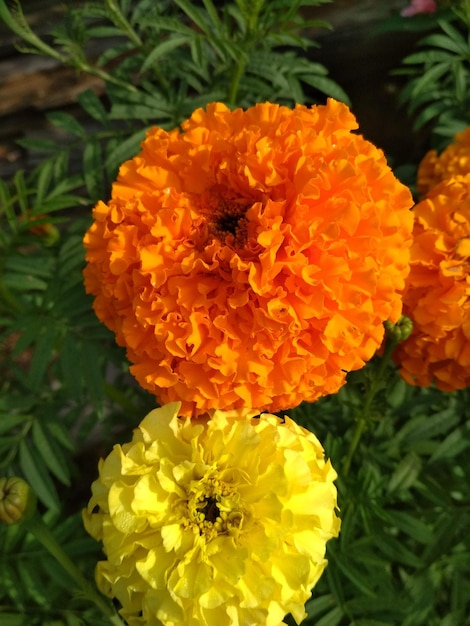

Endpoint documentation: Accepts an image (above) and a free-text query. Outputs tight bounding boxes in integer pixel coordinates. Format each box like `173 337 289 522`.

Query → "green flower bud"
0 477 37 525
384 315 413 345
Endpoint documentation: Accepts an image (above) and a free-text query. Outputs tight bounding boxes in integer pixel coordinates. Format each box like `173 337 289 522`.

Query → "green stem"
105 0 142 48
74 60 138 93
228 58 247 107
342 336 399 477
228 0 265 106
24 513 125 626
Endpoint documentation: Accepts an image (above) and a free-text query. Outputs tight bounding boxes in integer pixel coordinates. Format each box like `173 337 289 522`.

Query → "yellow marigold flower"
394 175 470 390
83 99 413 416
83 402 340 626
417 127 470 196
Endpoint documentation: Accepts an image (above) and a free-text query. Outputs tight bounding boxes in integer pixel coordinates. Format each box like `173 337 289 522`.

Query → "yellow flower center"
185 472 244 541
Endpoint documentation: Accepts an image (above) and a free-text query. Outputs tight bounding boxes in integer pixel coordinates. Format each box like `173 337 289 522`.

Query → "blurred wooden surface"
0 0 429 180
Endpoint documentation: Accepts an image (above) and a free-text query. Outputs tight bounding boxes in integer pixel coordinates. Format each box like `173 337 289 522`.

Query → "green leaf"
44 419 75 453
299 73 350 104
305 594 337 619
83 140 106 201
46 111 86 138
315 606 344 626
13 170 29 215
387 510 433 544
77 88 109 123
399 408 459 444
429 427 470 462
0 614 26 626
453 61 468 103
105 128 147 178
378 535 422 568
173 0 210 35
59 333 84 400
410 62 451 99
26 322 58 392
141 35 190 72
80 340 105 412
0 413 29 435
334 555 378 597
34 158 55 205
18 439 60 510
402 49 455 64
15 137 60 152
387 452 422 494
17 562 48 606
32 419 71 486
419 32 467 56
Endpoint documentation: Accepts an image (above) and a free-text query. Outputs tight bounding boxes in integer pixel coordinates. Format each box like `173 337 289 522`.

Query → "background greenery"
1 1 469 625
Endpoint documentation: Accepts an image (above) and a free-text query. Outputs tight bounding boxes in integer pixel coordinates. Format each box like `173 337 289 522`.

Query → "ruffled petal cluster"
417 127 470 196
83 99 413 416
83 402 340 626
394 175 470 390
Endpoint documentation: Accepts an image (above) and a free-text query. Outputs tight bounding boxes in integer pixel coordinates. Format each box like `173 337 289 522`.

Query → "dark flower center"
200 496 220 522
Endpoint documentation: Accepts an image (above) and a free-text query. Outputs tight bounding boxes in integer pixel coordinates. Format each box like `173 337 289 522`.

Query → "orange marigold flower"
417 127 470 196
394 175 470 390
83 99 414 416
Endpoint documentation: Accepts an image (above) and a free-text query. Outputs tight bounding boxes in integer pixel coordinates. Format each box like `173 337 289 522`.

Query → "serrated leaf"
387 510 433 544
46 111 86 138
429 427 470 462
18 562 48 606
44 419 75 452
0 413 29 435
325 556 346 607
32 419 71 486
37 194 86 214
378 535 422 568
13 169 29 214
25 323 58 392
77 88 109 123
18 439 60 510
80 340 105 412
141 35 190 72
299 73 350 104
83 140 106 201
1 562 25 610
420 32 468 55
173 0 209 34
387 452 422 494
400 408 459 444
402 50 455 64
105 128 147 178
15 137 59 152
305 594 336 619
59 333 83 400
34 158 55 205
315 606 344 626
410 63 451 100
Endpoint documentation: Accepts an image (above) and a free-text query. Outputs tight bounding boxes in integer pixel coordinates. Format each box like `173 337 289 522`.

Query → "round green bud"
0 477 37 525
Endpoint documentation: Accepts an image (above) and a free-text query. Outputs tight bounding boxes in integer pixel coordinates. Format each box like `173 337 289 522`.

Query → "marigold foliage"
83 99 414 416
83 402 340 626
417 127 470 196
394 175 470 390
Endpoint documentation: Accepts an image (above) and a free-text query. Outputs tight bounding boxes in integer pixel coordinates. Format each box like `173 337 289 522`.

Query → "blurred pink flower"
401 0 437 16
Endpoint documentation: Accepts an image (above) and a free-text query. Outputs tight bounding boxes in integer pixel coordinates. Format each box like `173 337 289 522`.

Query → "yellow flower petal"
84 403 340 625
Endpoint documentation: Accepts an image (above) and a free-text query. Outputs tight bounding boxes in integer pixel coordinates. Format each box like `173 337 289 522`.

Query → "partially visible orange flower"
394 175 470 390
83 99 414 416
417 127 470 196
